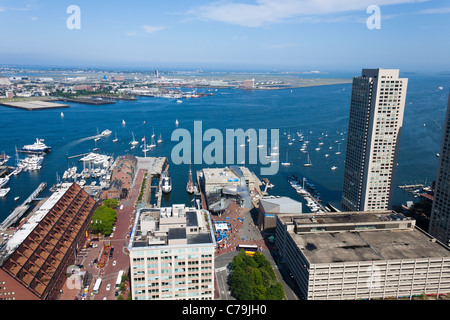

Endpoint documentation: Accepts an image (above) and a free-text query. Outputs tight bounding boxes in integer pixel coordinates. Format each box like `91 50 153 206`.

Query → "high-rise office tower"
341 69 408 212
429 93 450 246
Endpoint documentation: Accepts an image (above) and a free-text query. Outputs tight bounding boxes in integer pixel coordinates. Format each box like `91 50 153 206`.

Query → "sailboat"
186 165 195 194
304 153 312 167
122 119 126 126
113 131 118 143
60 112 64 118
94 128 101 141
335 143 341 155
175 119 179 126
149 134 156 148
130 132 139 146
142 137 151 154
281 151 291 166
157 133 163 144
272 139 279 151
265 147 272 159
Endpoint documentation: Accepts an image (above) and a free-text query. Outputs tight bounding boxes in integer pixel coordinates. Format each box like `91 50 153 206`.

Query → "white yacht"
0 188 10 197
0 177 9 188
161 172 172 193
21 139 51 152
113 131 118 143
331 166 337 170
26 155 44 170
101 129 112 136
157 134 163 144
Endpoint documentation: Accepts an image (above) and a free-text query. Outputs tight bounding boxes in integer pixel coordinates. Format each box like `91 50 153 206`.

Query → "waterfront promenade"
59 168 146 300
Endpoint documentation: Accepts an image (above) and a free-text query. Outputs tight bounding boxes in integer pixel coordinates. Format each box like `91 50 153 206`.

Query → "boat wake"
65 135 101 148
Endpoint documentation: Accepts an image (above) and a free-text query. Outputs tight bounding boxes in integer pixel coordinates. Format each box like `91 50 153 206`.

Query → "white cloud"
192 0 427 27
261 43 298 50
418 7 450 14
142 25 166 34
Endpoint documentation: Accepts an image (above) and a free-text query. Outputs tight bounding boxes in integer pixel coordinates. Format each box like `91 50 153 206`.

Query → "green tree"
103 199 119 209
229 250 285 300
230 268 253 300
90 205 117 236
266 283 285 300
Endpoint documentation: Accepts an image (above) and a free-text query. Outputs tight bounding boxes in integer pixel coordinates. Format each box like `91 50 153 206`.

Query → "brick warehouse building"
0 183 96 300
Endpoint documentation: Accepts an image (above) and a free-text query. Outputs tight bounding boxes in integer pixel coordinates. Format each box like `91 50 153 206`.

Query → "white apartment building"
128 205 216 300
342 68 408 212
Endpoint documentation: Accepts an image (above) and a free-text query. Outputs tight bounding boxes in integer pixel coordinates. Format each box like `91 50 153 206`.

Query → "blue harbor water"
1 72 449 221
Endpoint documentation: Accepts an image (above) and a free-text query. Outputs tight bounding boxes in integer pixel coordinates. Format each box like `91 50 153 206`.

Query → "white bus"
115 270 124 288
93 278 102 294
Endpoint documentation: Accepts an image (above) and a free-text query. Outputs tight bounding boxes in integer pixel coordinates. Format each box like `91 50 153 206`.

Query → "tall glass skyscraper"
429 93 450 246
341 69 408 212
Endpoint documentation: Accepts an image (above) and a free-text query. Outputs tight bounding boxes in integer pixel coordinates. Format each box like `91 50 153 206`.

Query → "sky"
0 0 450 73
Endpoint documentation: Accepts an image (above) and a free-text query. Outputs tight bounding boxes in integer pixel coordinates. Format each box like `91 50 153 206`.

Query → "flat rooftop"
260 196 302 214
279 211 450 265
128 205 215 250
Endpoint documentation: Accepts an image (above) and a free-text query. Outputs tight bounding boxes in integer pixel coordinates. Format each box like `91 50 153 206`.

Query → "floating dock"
0 100 69 111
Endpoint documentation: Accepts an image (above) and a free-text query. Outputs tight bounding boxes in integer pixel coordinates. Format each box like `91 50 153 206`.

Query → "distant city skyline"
0 0 450 72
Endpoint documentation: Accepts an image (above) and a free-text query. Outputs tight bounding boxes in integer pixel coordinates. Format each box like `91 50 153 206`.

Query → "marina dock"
0 182 47 230
0 100 69 111
288 175 328 213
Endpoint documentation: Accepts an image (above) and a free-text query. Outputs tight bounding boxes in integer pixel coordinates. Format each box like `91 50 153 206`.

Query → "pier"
0 100 69 111
0 182 47 230
134 156 167 207
67 153 90 159
58 97 115 105
399 184 424 190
